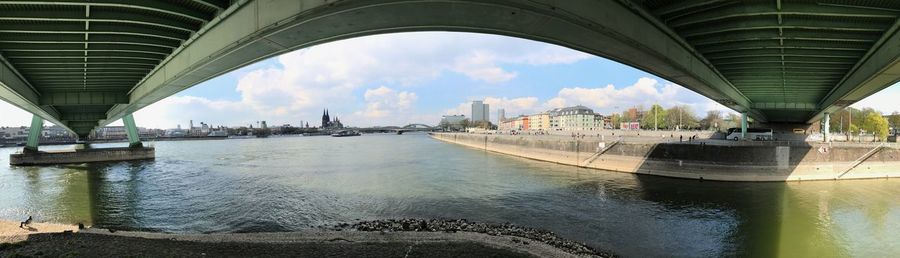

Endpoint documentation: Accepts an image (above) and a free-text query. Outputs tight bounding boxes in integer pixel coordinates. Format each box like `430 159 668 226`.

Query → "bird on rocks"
19 216 33 228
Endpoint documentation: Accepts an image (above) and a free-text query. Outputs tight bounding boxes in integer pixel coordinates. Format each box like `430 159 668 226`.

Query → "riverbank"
0 219 607 257
432 133 900 182
0 220 79 243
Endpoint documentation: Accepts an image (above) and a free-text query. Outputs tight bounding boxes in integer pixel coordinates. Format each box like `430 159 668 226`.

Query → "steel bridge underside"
0 0 898 138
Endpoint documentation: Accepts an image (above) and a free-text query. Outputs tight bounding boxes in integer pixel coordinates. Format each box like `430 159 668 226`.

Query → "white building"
471 100 490 123
549 105 604 131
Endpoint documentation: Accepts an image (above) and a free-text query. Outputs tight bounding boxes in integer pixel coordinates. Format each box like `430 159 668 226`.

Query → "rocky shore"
334 218 614 257
1 218 614 257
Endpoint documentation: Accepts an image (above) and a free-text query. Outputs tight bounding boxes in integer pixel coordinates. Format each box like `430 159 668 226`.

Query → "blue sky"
0 32 898 128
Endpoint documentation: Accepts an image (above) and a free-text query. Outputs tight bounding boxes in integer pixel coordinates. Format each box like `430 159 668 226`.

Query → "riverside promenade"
432 132 900 182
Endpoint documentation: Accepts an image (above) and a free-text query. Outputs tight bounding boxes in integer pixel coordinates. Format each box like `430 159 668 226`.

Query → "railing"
580 140 619 166
837 142 885 179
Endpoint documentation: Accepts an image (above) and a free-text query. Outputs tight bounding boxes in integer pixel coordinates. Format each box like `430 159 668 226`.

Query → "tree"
438 120 450 131
666 105 699 130
460 119 470 130
640 104 667 130
724 113 742 130
890 111 900 130
608 113 622 129
862 112 889 141
700 110 724 131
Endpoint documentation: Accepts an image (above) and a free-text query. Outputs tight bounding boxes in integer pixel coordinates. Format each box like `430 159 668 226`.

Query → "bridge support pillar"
740 112 748 140
122 114 142 148
823 112 831 142
23 115 43 153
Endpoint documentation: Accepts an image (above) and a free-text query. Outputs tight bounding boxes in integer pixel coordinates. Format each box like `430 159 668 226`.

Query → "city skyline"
0 32 898 128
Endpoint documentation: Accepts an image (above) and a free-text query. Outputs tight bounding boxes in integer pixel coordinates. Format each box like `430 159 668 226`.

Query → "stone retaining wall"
432 133 900 182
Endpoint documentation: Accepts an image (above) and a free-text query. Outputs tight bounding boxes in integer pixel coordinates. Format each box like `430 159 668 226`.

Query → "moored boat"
331 130 361 137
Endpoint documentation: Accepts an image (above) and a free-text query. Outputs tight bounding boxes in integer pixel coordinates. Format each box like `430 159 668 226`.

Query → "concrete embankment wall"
10 147 155 165
432 133 900 182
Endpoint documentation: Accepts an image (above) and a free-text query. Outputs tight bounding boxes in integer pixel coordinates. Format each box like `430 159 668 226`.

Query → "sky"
0 32 898 129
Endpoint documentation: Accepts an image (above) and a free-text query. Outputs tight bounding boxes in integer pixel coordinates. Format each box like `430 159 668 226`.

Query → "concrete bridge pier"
123 114 143 148
23 115 43 153
741 112 748 140
823 113 831 143
10 113 154 166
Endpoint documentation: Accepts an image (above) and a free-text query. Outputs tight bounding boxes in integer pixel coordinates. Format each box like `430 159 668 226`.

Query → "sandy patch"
0 220 79 243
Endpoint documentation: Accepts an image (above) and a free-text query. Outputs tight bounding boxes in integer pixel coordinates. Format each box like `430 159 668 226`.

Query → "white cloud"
444 77 737 123
542 77 734 116
355 86 418 119
444 96 541 120
127 32 592 128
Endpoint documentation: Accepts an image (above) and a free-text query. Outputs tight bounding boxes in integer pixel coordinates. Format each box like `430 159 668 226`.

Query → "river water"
0 133 897 257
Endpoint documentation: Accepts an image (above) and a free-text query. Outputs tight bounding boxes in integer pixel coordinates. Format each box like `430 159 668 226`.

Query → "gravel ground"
0 232 537 258
0 218 615 257
334 218 614 257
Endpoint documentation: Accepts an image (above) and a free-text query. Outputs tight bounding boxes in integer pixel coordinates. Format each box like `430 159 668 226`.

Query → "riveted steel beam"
652 0 731 17
680 17 889 38
13 58 159 65
0 0 213 22
114 0 769 126
752 102 819 110
811 17 900 123
0 8 201 32
698 39 872 54
191 0 228 12
8 56 163 62
0 33 180 49
689 30 882 46
60 112 107 121
4 51 166 60
0 22 190 41
39 91 129 106
67 121 99 129
669 2 898 28
0 43 173 54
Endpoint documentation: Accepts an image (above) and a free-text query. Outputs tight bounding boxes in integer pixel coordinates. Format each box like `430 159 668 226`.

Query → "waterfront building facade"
440 115 467 131
553 105 604 131
499 106 604 132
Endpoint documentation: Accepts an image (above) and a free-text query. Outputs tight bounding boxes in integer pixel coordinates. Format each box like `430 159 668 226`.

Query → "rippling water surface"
1 134 898 257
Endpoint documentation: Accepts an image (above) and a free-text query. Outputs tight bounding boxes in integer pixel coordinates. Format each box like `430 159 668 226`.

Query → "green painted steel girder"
752 102 819 111
680 17 890 38
698 39 872 54
60 112 107 121
0 43 172 54
0 0 214 22
1 0 897 133
668 2 898 28
4 51 166 60
652 0 731 17
67 121 99 129
0 22 191 41
39 91 129 106
0 7 202 32
689 30 882 46
0 33 181 49
112 0 769 127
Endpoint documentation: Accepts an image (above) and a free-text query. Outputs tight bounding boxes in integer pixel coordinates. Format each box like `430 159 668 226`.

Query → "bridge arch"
103 0 755 129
